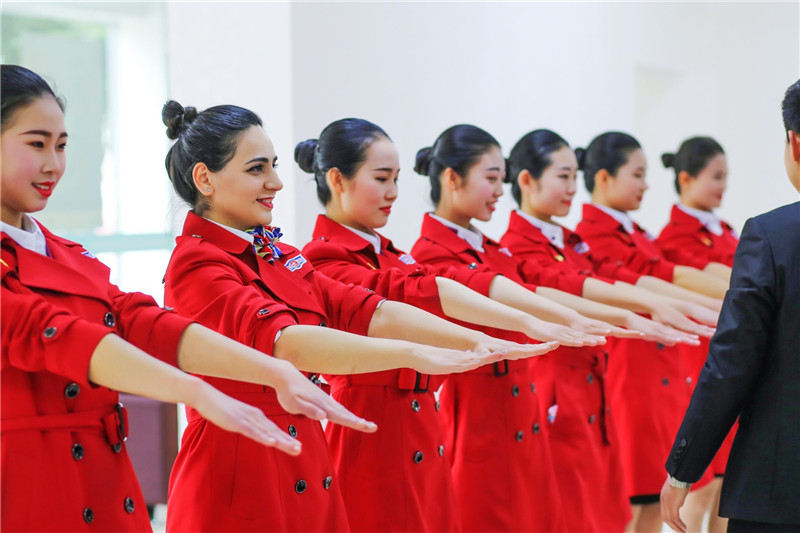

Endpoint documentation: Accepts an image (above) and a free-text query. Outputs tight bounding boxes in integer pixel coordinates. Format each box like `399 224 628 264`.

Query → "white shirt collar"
593 204 635 234
1 214 48 256
516 210 565 249
342 224 381 254
677 204 723 236
430 213 485 253
207 218 255 243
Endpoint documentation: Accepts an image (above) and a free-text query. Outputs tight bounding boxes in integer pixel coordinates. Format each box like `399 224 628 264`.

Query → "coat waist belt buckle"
102 403 128 453
493 360 509 377
414 373 430 393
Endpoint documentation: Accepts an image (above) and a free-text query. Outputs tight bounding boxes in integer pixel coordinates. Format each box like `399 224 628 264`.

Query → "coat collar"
512 210 565 249
3 223 111 302
420 213 485 260
182 212 324 316
312 214 399 257
181 212 253 256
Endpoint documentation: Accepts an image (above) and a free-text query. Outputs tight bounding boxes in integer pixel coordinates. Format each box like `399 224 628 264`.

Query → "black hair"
783 78 800 141
507 129 570 206
414 124 501 205
1 64 65 130
162 100 262 214
294 118 390 205
661 137 725 194
575 132 642 193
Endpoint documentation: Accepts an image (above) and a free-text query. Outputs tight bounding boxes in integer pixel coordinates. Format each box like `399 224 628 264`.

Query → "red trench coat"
499 210 634 531
303 214 488 532
657 204 740 475
408 213 566 532
163 212 383 532
1 225 191 532
575 204 699 497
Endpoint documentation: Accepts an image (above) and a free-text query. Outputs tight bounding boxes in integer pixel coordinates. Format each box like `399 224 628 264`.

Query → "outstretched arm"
435 277 594 347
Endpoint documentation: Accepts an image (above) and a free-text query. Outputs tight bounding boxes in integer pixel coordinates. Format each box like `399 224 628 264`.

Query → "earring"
203 187 211 193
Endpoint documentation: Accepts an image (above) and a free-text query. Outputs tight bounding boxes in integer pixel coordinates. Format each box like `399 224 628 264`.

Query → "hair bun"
503 157 514 183
294 139 319 173
414 147 434 176
162 100 198 140
574 147 587 170
661 153 676 169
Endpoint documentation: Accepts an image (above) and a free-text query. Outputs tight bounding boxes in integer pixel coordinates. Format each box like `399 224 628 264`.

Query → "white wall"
163 2 799 251
287 2 799 250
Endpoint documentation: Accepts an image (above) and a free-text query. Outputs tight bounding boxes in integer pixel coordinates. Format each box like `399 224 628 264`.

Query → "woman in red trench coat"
410 124 691 531
159 102 549 532
657 137 740 533
573 131 726 532
294 119 602 532
0 66 380 533
498 129 728 532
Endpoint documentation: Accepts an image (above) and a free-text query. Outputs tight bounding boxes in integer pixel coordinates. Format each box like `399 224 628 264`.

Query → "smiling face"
1 95 67 227
680 153 728 211
336 137 399 232
603 148 648 212
203 126 283 230
523 146 579 220
449 145 505 224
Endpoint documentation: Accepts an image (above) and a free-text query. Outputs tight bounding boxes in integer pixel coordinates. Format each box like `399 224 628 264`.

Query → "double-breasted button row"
103 312 115 328
257 308 270 316
411 399 420 412
530 382 536 394
588 414 596 425
532 423 540 434
413 451 424 463
468 262 478 270
319 322 327 327
435 401 440 412
515 430 524 442
64 383 80 399
511 385 520 397
295 476 333 493
288 425 298 438
72 443 84 460
685 377 693 385
83 508 93 524
124 497 135 513
438 445 445 456
43 326 57 338
662 378 670 386
586 373 595 384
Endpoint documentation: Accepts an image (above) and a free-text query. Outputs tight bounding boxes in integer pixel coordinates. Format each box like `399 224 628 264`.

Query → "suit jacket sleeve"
666 217 777 481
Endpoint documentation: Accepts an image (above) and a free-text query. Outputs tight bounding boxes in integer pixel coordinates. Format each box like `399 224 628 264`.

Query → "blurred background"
3 0 798 521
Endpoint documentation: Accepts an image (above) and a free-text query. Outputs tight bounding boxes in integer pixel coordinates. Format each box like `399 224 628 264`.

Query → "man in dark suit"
661 78 800 532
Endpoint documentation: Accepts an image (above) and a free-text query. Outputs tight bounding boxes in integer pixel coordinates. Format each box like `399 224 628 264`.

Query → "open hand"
191 382 304 456
271 360 377 433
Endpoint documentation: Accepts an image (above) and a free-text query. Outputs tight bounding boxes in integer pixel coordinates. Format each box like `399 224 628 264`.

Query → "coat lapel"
9 227 110 302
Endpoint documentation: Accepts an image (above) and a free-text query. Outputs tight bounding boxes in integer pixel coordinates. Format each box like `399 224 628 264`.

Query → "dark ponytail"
662 137 724 193
507 129 570 205
1 64 65 130
577 132 641 192
162 100 262 214
414 124 501 206
294 118 390 205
